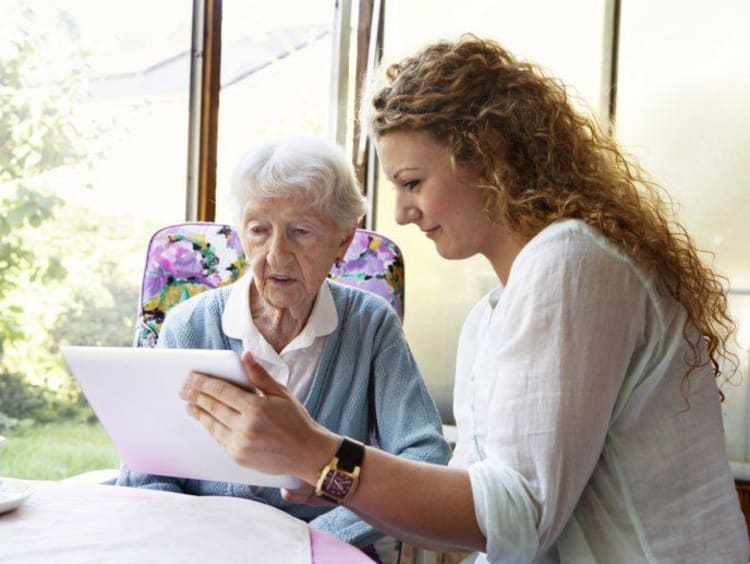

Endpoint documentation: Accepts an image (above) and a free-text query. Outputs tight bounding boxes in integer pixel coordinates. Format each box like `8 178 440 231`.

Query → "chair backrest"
134 222 404 347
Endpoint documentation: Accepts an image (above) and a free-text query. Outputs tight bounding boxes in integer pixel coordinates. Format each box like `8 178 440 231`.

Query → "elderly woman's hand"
281 482 335 507
179 352 339 484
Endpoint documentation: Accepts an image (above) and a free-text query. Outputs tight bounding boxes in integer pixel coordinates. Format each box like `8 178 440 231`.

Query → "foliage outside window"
1 1 193 478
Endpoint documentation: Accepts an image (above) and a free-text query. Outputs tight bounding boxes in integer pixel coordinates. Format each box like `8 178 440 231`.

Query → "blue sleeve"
155 291 231 351
371 315 452 464
309 308 451 547
156 303 195 349
115 464 187 494
308 507 384 547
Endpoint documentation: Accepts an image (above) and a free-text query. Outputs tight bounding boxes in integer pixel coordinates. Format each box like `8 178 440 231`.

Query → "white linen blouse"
450 220 748 563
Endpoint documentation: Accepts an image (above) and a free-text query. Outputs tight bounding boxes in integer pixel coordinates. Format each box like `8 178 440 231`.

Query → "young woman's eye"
404 180 420 191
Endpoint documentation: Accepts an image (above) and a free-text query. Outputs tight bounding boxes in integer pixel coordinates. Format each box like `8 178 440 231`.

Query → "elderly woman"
116 135 451 550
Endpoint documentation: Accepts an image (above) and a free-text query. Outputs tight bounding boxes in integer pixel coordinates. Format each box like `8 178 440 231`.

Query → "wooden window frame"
186 0 222 222
187 0 382 224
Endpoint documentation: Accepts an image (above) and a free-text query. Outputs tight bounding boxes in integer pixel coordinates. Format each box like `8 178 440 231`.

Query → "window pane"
617 0 750 462
1 0 191 478
214 1 335 223
374 0 607 421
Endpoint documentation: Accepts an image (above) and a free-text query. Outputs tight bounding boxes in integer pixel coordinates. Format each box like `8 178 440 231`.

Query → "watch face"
323 470 354 499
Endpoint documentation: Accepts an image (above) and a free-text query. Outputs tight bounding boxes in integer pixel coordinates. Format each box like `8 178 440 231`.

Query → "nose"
394 190 421 226
266 232 293 266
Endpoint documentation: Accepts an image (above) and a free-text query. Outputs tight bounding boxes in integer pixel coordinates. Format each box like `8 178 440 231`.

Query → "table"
0 480 373 563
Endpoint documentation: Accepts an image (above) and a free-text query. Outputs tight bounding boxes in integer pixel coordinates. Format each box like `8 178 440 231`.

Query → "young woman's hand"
180 352 339 484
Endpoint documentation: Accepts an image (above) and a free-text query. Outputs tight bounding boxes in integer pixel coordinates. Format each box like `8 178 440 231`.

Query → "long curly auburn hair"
367 34 735 381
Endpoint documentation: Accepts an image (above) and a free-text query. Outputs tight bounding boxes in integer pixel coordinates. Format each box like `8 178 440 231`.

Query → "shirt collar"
221 271 338 353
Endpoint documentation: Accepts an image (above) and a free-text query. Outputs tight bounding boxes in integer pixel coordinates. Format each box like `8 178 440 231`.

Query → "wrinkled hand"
179 352 338 483
281 482 334 507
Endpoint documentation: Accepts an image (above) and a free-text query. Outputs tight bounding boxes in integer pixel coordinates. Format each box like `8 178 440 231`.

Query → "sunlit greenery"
2 421 118 480
0 2 138 457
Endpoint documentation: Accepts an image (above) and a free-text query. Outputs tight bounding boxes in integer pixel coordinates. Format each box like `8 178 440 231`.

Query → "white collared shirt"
221 271 338 401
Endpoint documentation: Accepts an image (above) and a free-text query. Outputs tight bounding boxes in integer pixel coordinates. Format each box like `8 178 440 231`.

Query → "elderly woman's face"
241 196 351 312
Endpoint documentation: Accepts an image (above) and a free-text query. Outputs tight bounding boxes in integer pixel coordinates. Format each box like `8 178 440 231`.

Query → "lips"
422 226 440 239
268 274 295 283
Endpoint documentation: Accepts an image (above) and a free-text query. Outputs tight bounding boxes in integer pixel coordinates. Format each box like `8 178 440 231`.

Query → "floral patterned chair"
134 222 405 347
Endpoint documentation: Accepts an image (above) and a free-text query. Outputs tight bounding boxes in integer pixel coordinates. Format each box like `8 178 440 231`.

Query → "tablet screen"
61 346 299 489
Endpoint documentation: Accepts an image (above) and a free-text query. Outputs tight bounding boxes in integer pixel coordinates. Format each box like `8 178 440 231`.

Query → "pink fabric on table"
1 481 310 563
310 529 375 563
2 480 381 564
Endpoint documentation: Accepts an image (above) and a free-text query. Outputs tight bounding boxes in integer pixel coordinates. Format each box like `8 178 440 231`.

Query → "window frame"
188 0 382 224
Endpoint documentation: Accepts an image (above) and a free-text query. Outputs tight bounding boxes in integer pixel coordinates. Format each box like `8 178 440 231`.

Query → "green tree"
0 3 88 359
0 4 96 430
2 4 177 429
0 188 64 355
0 6 86 179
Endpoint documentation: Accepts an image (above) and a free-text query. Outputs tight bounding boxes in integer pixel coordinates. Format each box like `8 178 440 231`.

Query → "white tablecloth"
0 480 311 563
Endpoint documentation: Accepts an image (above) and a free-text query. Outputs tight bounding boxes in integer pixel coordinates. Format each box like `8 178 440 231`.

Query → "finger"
191 389 241 428
241 352 292 399
187 401 232 444
181 372 253 412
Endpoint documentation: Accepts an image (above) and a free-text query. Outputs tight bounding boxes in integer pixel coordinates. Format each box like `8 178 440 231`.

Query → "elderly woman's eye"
248 225 268 236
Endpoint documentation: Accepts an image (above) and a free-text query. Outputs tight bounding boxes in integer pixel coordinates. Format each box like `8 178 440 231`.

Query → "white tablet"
61 345 299 489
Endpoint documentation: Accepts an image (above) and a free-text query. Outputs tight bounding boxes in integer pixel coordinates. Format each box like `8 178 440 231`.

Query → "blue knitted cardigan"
117 280 451 547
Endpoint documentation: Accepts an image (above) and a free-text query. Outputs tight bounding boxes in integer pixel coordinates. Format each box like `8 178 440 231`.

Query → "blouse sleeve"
468 230 652 562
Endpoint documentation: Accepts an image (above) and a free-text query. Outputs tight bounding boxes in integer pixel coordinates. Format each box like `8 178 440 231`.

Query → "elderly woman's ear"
335 227 357 266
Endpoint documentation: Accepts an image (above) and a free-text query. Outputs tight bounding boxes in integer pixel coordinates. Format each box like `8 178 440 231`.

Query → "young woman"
180 36 749 563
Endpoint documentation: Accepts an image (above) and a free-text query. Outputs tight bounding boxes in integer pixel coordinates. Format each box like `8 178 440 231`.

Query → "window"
616 0 750 462
214 1 337 223
1 0 192 478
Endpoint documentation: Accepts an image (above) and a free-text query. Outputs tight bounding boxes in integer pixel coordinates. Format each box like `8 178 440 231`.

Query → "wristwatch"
315 437 365 504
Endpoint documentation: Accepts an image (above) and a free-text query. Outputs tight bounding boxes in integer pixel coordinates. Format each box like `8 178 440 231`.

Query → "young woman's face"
376 130 500 262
